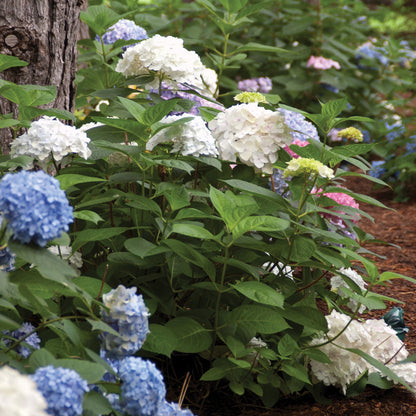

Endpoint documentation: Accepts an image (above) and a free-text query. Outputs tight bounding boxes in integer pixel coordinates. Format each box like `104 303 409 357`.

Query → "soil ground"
183 173 416 416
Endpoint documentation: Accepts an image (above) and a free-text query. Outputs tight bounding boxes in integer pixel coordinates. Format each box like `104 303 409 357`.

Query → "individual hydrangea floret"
0 366 48 416
98 19 148 47
31 366 89 416
159 400 196 416
0 170 73 247
369 160 386 179
307 55 341 70
337 127 364 143
10 116 91 162
278 108 320 142
100 285 150 358
330 267 367 313
234 91 266 103
149 82 224 116
146 114 218 157
237 77 272 93
208 103 293 174
115 35 217 96
2 322 41 358
309 310 408 394
283 157 335 179
118 356 166 416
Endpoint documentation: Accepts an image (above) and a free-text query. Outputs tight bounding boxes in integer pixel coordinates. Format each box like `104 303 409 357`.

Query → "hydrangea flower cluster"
0 366 48 416
330 267 367 313
270 168 291 196
31 366 89 416
309 310 408 394
385 362 416 391
237 77 272 93
100 285 150 358
369 160 387 179
208 103 293 174
159 400 195 416
10 116 91 163
278 108 320 142
283 157 335 179
385 116 405 141
234 91 267 103
115 35 217 96
2 322 41 358
0 246 15 272
118 356 166 416
0 170 73 247
337 127 364 143
356 40 389 67
149 82 224 116
307 55 341 70
98 19 148 48
146 114 219 157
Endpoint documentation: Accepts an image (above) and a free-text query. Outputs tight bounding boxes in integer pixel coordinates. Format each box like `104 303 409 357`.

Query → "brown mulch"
194 173 416 416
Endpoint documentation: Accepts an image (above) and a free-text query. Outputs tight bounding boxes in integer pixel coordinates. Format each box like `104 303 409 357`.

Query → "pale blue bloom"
2 322 41 358
369 160 387 179
278 108 319 142
0 170 73 247
100 285 150 358
31 366 89 416
98 19 148 49
118 356 166 416
0 246 15 271
238 77 272 93
159 400 196 416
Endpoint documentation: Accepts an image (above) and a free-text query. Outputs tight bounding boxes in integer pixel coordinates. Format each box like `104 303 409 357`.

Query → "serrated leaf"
232 281 284 308
142 324 178 357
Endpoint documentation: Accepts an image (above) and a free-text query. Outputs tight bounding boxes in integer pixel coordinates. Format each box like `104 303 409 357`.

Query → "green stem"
99 36 110 88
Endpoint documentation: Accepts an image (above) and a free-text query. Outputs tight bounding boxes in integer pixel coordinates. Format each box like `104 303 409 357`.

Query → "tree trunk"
0 0 85 154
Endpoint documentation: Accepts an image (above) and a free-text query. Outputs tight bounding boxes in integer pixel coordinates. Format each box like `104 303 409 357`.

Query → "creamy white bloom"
330 267 367 313
208 103 292 174
115 35 217 96
146 114 218 157
10 116 91 162
0 366 48 416
309 310 408 394
263 261 294 280
386 362 416 391
48 245 83 273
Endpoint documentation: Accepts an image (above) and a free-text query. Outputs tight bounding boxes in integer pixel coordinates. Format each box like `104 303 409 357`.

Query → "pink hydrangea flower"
307 56 341 70
284 139 309 158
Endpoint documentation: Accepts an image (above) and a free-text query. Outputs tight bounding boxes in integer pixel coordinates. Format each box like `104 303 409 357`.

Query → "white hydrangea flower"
262 261 294 280
48 245 83 273
10 116 91 162
146 114 218 157
386 362 416 391
330 267 367 313
0 366 48 416
115 35 217 96
208 103 292 174
309 310 408 394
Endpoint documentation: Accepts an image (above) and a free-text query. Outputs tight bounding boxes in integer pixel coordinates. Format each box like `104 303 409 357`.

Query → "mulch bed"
186 172 416 415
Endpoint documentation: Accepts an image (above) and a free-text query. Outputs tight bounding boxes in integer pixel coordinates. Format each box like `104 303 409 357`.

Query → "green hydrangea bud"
234 92 267 104
337 127 364 143
283 157 335 179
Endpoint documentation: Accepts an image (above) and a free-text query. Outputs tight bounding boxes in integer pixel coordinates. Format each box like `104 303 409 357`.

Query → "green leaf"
72 276 112 298
83 391 113 415
142 99 180 125
219 0 248 12
233 215 289 239
278 334 299 357
126 195 162 217
29 348 57 369
233 42 290 55
142 324 178 357
0 119 20 129
56 174 105 190
55 358 106 383
303 348 331 364
118 96 146 123
86 318 122 338
321 97 348 118
80 5 121 36
172 223 217 240
163 239 216 280
124 237 158 258
73 210 104 224
155 182 190 211
165 317 212 353
72 227 130 252
0 54 28 71
281 361 311 385
281 306 328 331
231 281 284 308
379 271 416 286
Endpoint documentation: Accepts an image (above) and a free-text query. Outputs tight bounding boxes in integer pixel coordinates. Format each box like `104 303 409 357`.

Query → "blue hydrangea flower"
320 83 339 93
278 108 319 142
269 168 290 197
118 356 166 416
385 120 405 141
0 245 15 271
31 366 89 416
237 77 272 93
405 136 416 154
100 285 150 358
369 160 387 179
2 322 41 358
98 19 148 49
159 400 196 416
0 170 73 247
356 42 389 68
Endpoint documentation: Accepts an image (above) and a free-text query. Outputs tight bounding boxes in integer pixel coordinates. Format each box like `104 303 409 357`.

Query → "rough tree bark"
0 0 85 154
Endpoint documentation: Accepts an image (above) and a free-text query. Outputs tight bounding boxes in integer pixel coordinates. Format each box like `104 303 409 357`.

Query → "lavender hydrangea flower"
159 400 196 416
118 356 166 416
98 19 148 49
0 170 73 247
2 322 41 358
237 77 272 93
100 285 150 358
278 108 319 142
31 366 89 416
